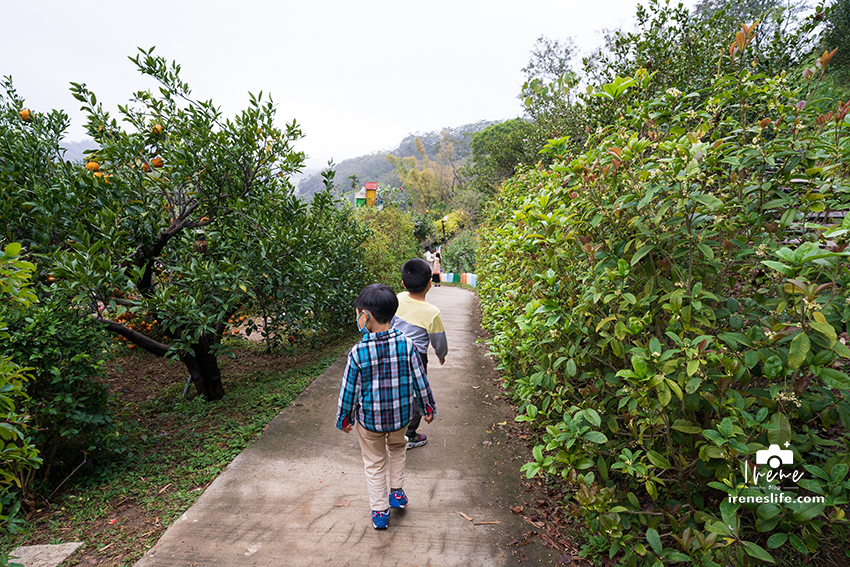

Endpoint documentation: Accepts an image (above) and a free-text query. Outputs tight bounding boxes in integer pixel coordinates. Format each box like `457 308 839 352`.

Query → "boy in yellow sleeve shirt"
391 258 448 449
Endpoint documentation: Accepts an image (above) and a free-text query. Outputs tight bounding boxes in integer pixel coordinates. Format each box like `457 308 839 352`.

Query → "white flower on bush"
776 391 801 408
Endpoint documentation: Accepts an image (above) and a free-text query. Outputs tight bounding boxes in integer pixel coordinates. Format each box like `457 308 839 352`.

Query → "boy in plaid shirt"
336 283 436 529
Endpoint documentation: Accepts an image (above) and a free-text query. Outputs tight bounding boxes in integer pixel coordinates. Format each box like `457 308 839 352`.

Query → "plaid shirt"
336 328 435 433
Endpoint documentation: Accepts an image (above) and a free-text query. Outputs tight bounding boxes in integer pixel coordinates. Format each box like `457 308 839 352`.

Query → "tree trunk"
182 336 225 401
99 317 226 400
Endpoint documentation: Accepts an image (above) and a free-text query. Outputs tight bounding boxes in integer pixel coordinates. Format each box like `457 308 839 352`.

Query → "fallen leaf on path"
521 516 545 528
457 511 473 521
497 421 507 425
335 499 350 507
558 553 573 564
511 506 524 514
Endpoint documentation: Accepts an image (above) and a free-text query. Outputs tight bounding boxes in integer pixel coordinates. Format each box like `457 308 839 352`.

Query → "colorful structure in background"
441 272 476 287
365 182 377 206
355 182 379 207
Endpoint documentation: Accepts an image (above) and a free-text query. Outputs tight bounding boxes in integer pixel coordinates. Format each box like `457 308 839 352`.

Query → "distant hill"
296 120 500 198
60 138 99 163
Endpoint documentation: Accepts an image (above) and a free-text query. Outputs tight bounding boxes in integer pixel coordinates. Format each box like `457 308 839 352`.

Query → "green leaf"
768 413 791 446
787 332 810 370
584 408 602 427
672 420 702 434
810 321 837 346
584 431 609 444
615 321 628 340
743 541 775 563
832 340 850 358
658 383 672 406
820 368 850 389
780 208 797 228
3 242 22 257
694 193 724 210
761 260 793 276
793 500 825 522
646 527 663 555
631 244 654 266
685 376 701 394
718 332 752 347
647 450 671 469
697 242 714 260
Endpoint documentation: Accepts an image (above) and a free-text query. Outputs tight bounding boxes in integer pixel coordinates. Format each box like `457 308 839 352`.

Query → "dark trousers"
407 352 428 436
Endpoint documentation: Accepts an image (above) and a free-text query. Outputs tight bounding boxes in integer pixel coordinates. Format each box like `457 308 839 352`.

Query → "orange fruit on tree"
19 109 31 121
152 124 163 135
94 171 104 179
86 161 99 172
141 163 152 172
151 157 164 168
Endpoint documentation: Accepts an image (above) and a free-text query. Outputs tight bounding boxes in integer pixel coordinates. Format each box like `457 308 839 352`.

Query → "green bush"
355 207 420 292
1 292 114 486
441 229 477 274
0 243 41 534
478 46 850 564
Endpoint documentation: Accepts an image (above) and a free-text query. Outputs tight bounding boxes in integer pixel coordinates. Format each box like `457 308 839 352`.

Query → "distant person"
336 284 436 530
391 258 448 449
431 251 442 287
423 245 435 268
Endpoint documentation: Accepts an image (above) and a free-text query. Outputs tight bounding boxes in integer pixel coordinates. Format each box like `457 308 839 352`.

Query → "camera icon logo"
756 444 793 469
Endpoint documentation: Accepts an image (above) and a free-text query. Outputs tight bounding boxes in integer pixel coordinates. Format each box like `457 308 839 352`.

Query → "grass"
2 334 355 566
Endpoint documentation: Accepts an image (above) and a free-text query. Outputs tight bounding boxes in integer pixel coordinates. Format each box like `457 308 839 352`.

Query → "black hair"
355 283 398 324
401 258 432 293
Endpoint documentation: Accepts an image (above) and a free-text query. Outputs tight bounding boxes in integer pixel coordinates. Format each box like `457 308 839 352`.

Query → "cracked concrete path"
134 287 554 566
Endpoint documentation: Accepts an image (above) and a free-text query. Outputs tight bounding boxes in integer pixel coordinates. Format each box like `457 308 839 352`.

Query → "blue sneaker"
389 489 408 509
371 509 389 529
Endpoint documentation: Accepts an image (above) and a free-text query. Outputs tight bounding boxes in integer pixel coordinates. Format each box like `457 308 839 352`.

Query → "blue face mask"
356 311 370 335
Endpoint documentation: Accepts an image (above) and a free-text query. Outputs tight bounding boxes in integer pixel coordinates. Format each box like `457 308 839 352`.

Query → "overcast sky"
3 0 695 171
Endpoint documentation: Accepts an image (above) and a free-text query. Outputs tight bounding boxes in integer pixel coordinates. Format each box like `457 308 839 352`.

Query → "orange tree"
2 49 368 401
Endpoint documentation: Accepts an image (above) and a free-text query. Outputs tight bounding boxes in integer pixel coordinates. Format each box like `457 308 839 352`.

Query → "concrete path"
134 287 554 566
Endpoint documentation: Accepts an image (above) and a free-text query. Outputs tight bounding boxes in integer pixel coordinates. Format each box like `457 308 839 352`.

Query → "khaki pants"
356 423 407 511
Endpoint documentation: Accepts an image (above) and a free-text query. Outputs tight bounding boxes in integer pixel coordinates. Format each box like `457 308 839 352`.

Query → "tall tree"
2 50 366 401
386 138 439 208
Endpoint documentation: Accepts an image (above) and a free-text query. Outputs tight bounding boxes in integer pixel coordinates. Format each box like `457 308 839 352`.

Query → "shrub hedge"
478 47 850 564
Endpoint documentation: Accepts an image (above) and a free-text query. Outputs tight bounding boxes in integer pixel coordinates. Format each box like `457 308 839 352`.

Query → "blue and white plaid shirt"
336 328 436 433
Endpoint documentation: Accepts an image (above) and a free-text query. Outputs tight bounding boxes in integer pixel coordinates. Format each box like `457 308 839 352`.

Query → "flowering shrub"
479 41 850 564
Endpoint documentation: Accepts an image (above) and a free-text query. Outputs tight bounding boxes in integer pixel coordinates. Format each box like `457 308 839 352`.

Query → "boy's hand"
342 424 354 433
424 412 435 424
438 357 446 365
